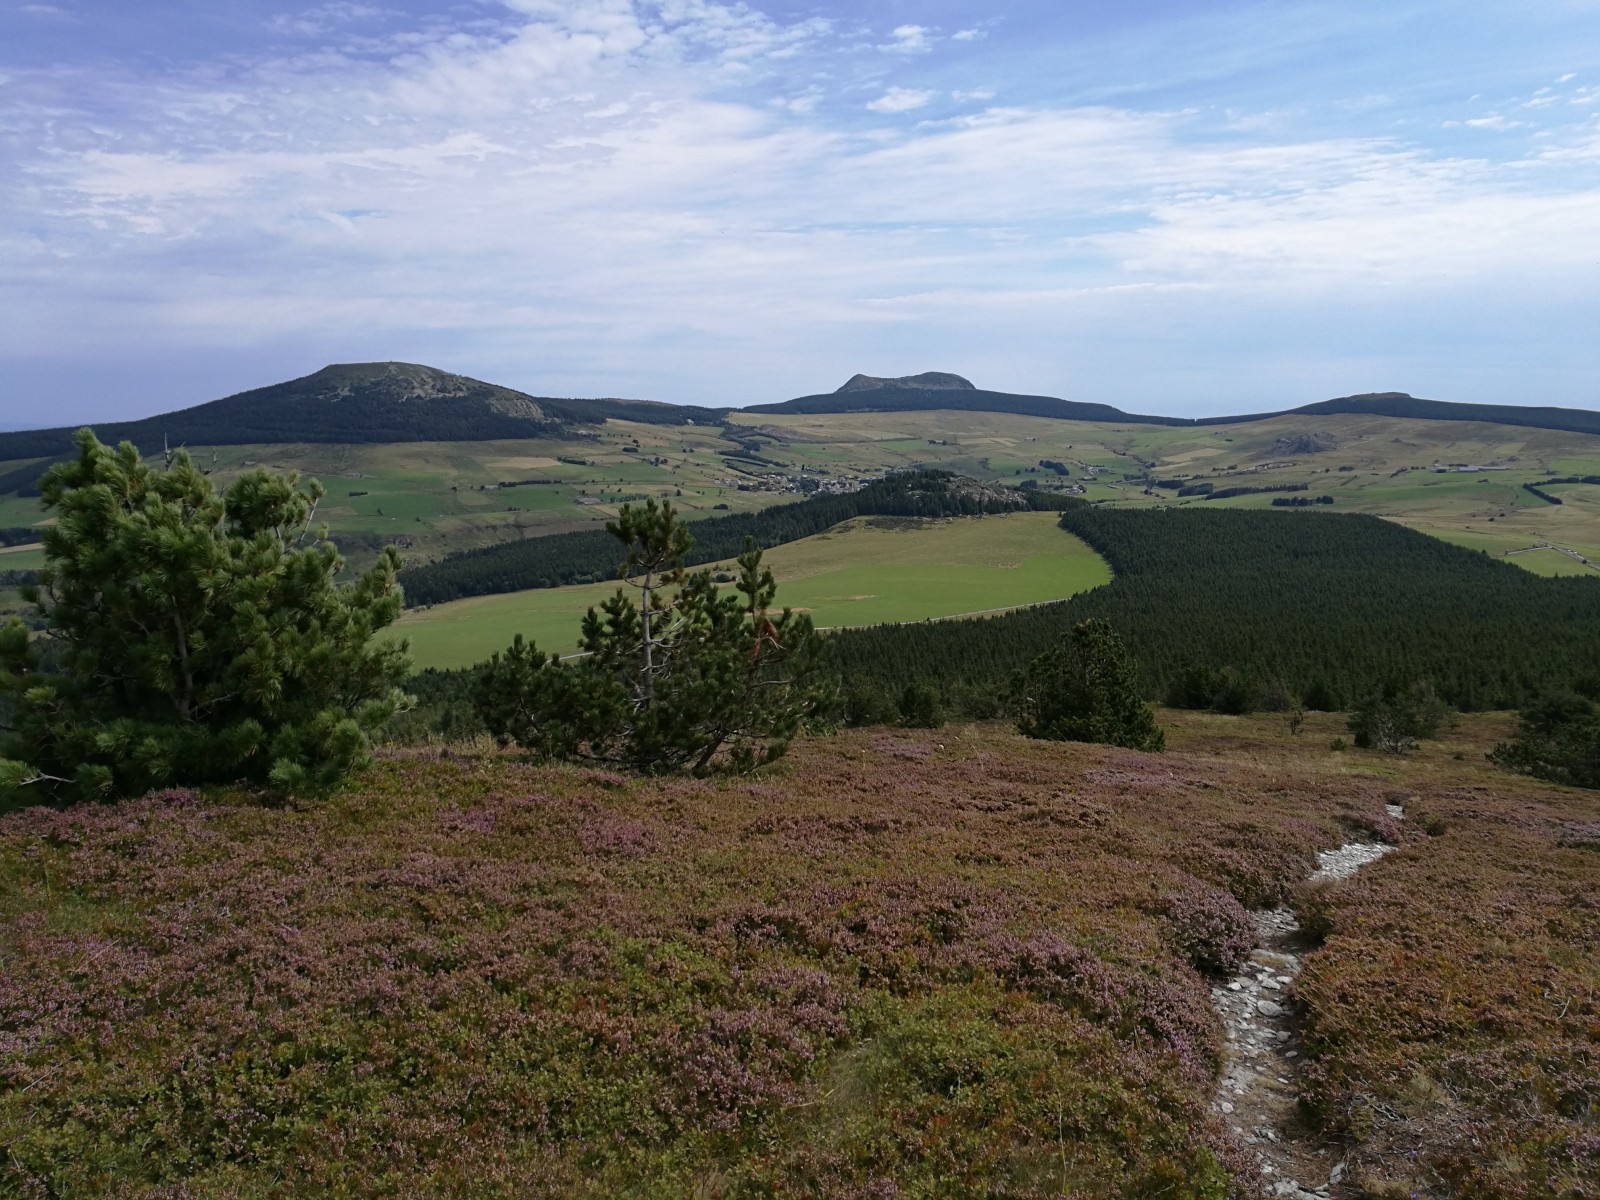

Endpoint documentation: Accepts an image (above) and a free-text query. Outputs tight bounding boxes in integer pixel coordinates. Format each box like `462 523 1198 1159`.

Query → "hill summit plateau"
836 372 976 393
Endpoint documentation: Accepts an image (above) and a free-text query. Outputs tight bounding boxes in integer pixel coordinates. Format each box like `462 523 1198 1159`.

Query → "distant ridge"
748 375 1179 425
0 362 730 463
1217 392 1600 438
4 364 1600 487
750 377 1600 438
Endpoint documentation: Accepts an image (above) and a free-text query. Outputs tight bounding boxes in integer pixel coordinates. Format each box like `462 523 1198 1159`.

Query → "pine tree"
474 500 830 774
0 431 411 804
1014 618 1165 751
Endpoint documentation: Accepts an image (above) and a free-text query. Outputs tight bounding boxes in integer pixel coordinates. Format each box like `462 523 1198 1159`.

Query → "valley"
5 372 1600 587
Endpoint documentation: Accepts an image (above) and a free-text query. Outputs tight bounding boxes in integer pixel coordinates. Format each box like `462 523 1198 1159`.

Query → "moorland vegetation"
2 715 1595 1197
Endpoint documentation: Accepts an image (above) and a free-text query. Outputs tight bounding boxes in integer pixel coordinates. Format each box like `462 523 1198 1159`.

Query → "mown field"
2 712 1594 1198
395 512 1112 669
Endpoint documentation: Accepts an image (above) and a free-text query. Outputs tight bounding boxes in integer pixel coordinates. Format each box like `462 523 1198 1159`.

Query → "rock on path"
1210 804 1404 1197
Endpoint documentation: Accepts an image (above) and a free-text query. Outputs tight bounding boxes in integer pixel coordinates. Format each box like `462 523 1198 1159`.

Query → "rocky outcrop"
835 372 976 393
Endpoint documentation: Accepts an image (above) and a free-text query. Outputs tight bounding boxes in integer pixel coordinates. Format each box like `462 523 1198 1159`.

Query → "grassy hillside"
5 405 1599 579
396 512 1111 669
0 362 737 463
725 408 1600 573
0 419 803 571
3 714 1594 1197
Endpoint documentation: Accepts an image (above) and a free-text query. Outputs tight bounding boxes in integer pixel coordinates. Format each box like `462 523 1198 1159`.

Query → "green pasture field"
394 511 1112 669
0 493 46 527
8 407 1600 577
0 423 820 570
728 409 1600 573
0 545 44 570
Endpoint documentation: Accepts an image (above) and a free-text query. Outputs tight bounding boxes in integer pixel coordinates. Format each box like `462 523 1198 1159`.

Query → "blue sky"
1 1 1597 424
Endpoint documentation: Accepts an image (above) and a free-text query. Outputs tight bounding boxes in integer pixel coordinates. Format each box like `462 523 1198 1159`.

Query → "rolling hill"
3 362 1598 587
7 362 1599 472
746 371 1182 425
750 374 1600 439
0 362 730 464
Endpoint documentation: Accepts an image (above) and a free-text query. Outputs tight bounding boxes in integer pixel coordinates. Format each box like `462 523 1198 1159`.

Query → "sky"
1 1 1598 425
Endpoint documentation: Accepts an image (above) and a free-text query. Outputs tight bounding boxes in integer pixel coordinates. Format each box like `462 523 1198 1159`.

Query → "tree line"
400 471 1082 606
829 507 1600 720
1521 476 1600 506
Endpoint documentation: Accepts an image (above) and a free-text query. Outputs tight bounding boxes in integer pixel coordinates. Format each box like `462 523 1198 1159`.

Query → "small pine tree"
898 681 945 729
1015 618 1165 751
1347 681 1449 753
1488 691 1600 789
474 500 830 774
0 431 410 804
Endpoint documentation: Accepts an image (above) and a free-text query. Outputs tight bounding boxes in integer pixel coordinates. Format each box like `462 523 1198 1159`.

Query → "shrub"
0 431 409 804
1347 681 1449 753
898 681 945 729
1163 662 1261 714
473 500 830 774
1160 877 1256 975
1302 677 1342 712
1488 691 1600 789
1014 618 1164 751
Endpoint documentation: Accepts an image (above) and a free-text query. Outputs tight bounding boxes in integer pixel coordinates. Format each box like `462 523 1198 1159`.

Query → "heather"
1291 719 1600 1196
1 715 1595 1197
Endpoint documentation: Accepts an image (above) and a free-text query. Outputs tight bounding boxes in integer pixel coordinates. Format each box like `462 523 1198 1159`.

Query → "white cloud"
4 0 1600 412
866 86 935 114
879 25 931 54
1464 115 1523 130
952 29 983 42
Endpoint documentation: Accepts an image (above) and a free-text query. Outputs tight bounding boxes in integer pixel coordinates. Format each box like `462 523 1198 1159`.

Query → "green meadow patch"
396 512 1111 669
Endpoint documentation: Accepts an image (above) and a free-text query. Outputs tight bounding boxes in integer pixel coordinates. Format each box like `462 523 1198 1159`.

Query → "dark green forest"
831 508 1600 716
400 471 1080 606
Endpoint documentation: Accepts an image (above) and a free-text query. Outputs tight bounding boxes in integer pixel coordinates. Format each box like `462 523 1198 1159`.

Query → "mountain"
751 377 1600 439
5 363 1599 478
0 362 731 465
746 376 1181 425
1233 392 1600 437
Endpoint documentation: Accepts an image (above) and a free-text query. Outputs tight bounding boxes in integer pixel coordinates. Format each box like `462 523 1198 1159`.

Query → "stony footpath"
1212 804 1405 1199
